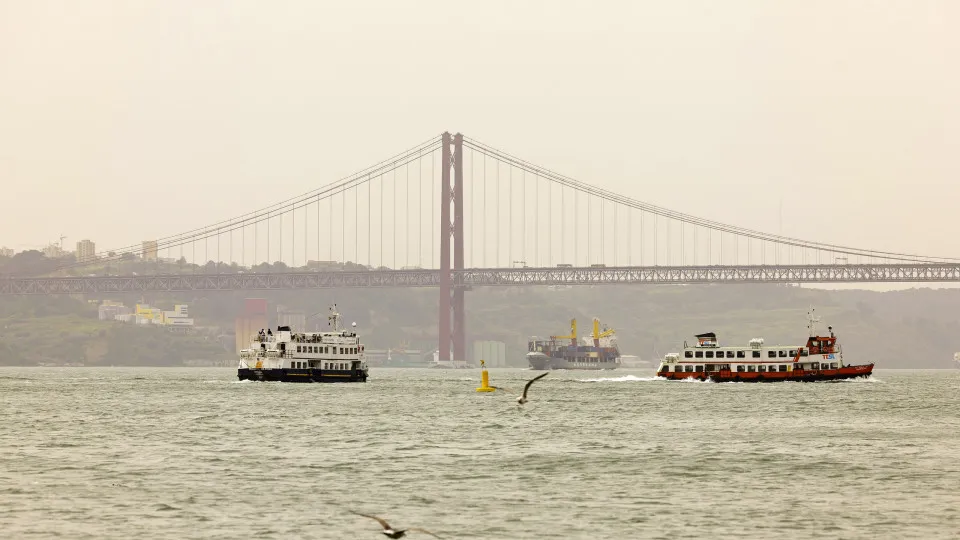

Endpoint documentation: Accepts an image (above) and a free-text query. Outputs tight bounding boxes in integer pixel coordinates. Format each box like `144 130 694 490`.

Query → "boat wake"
579 375 664 383
835 376 883 384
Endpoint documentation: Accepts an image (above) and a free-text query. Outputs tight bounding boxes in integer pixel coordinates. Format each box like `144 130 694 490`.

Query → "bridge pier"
438 132 466 364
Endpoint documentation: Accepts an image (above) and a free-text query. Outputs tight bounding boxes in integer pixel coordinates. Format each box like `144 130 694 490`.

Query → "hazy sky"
1 1 957 267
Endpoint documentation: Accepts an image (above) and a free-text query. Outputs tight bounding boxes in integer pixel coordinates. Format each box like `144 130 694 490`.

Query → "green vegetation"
1 266 959 367
0 313 232 367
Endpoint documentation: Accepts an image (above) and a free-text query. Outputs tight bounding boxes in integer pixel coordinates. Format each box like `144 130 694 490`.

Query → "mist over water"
2 368 958 539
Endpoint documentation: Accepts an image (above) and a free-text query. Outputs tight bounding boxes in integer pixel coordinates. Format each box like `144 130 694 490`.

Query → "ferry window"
757 365 766 372
736 351 745 358
737 365 745 372
695 365 704 372
659 365 669 373
788 350 796 357
725 351 734 358
296 346 301 353
685 365 694 372
747 365 756 372
695 351 703 358
752 351 760 358
685 351 693 358
831 363 838 369
800 349 808 357
705 351 713 358
778 350 787 358
812 362 820 370
767 351 776 358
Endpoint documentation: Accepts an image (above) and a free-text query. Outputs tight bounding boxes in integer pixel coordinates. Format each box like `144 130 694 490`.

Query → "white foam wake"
579 375 664 383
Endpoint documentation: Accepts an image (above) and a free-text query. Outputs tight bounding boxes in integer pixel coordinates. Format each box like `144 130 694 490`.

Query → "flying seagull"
349 511 442 539
517 372 549 405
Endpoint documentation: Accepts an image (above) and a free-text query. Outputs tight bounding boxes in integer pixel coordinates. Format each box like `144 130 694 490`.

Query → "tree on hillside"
1 250 59 276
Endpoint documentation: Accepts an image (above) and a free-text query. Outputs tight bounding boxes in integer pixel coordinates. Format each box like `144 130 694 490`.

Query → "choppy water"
1 368 958 539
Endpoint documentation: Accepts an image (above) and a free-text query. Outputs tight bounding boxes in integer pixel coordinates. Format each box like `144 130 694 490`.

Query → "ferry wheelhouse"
656 309 874 382
237 305 369 383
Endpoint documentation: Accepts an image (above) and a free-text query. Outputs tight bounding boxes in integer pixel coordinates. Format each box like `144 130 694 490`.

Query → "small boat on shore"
656 309 873 383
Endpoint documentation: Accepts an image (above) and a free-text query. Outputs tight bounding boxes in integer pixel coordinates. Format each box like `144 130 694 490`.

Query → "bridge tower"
438 132 466 364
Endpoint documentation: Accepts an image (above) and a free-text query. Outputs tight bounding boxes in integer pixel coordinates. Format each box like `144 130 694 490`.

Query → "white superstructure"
239 304 369 373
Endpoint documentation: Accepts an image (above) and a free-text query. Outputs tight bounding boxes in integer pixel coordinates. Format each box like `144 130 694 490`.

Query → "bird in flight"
349 511 442 539
517 372 549 405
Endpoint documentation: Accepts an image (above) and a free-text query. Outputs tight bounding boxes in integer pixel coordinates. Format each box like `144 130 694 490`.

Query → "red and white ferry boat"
656 309 874 382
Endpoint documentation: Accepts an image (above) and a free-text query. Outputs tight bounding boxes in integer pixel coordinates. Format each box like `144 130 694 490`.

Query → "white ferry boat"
238 304 369 383
656 309 873 382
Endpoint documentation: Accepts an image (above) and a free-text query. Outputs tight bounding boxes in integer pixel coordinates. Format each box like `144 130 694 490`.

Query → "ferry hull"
237 368 368 383
659 364 874 383
527 352 619 370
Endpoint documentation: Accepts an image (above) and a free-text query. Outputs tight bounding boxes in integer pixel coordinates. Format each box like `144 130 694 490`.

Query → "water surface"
1 368 958 539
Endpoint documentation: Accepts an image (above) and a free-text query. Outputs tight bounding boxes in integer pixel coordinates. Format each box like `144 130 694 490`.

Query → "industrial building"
472 340 507 367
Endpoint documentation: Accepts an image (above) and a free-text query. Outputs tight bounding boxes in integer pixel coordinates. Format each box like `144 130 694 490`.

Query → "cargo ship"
237 304 369 382
527 318 621 370
656 309 873 382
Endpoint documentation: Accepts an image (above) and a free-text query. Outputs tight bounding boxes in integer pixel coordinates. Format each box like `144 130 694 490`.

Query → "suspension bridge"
3 132 957 362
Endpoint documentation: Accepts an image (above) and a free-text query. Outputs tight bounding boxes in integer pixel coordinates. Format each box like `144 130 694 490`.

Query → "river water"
1 368 958 539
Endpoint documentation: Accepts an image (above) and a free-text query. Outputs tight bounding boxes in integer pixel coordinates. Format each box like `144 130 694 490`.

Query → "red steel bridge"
3 132 957 363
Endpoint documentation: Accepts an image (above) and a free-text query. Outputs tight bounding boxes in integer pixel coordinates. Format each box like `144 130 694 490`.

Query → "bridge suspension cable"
50 136 443 274
462 136 956 264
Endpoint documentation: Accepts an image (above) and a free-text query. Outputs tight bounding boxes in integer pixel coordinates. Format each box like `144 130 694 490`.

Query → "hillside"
2 283 956 368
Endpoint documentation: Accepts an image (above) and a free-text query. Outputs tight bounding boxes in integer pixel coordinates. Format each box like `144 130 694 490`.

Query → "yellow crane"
592 318 615 347
551 318 578 346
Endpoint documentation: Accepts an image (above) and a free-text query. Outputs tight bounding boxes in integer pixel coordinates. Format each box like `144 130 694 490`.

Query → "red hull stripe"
659 364 874 383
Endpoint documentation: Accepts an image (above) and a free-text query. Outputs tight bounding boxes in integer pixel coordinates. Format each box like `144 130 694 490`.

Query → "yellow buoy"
476 360 496 392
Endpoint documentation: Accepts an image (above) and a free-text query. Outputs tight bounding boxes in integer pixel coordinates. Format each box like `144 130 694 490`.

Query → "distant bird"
517 372 549 405
349 511 442 539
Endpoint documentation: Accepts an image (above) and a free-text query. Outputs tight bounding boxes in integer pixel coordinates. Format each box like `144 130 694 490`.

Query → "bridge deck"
3 264 960 295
